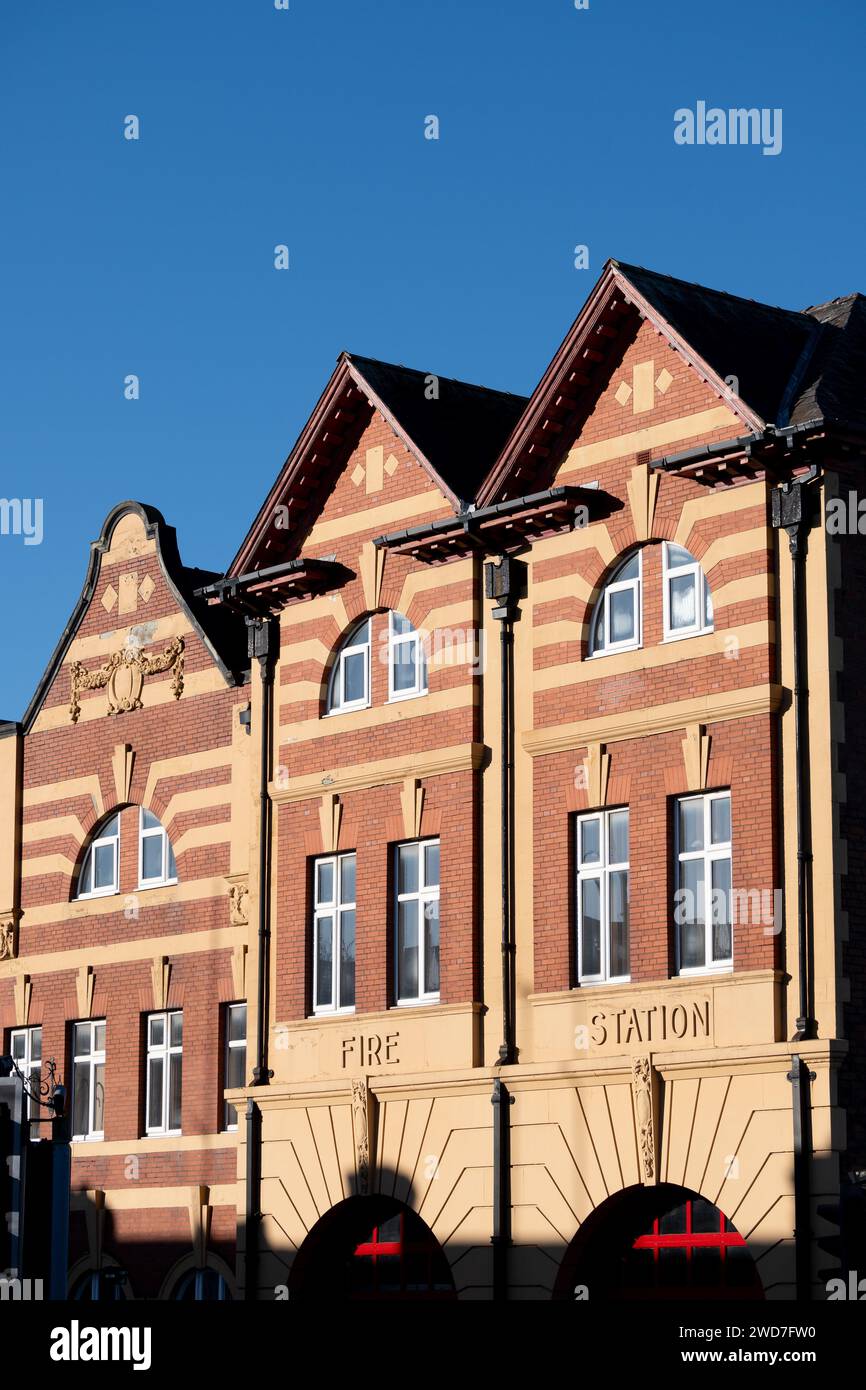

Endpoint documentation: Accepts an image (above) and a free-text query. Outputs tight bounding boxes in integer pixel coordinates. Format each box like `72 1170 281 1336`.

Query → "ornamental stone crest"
227 880 249 926
69 636 185 723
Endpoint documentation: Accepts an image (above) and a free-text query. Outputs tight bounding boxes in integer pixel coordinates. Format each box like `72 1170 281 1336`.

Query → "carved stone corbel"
351 1079 377 1197
632 1055 661 1185
0 913 20 961
226 875 249 926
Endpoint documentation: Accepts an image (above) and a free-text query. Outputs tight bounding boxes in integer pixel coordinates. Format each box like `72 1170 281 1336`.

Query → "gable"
23 503 244 734
550 316 744 492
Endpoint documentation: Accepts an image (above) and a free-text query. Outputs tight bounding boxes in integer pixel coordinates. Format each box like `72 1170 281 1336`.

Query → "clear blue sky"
1 0 863 720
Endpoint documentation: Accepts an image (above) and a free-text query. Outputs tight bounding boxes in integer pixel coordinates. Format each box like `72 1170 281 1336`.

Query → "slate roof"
347 353 529 505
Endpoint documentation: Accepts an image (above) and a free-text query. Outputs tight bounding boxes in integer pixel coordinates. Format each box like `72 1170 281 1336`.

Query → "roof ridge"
611 258 811 323
346 351 528 402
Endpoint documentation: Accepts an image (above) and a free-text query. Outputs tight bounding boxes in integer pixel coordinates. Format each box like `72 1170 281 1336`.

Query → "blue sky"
1 0 863 719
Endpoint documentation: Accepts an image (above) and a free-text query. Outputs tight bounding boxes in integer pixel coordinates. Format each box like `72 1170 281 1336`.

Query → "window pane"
424 841 440 888
142 832 163 880
228 1004 246 1043
679 798 704 852
168 1054 182 1131
11 1032 25 1060
391 613 412 636
398 844 419 895
102 814 120 837
94 842 115 889
691 1197 721 1233
711 858 732 962
666 544 694 569
170 1013 183 1047
424 899 440 995
579 818 600 866
148 1056 164 1130
94 1021 106 1052
316 859 334 905
680 858 705 969
32 1027 42 1061
592 604 605 651
609 810 629 865
609 587 635 642
92 1063 105 1132
73 1062 90 1135
328 662 342 710
669 573 696 630
226 1042 245 1091
74 1022 91 1056
580 878 601 977
315 916 333 1008
340 910 356 1008
225 1101 238 1129
397 899 419 998
142 809 161 830
343 649 366 703
149 1015 164 1048
392 637 417 692
340 855 356 904
78 850 93 896
705 581 714 626
618 553 640 581
711 796 731 844
609 870 629 977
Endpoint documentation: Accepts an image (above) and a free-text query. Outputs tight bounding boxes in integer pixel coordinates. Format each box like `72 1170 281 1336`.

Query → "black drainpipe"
771 465 820 1300
484 555 525 1300
244 614 276 1301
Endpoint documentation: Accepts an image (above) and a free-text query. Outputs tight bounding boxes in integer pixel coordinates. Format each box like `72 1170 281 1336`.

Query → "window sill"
661 626 714 645
585 643 642 660
75 887 118 902
136 878 178 892
576 976 631 988
311 1006 356 1019
676 964 733 978
72 1134 104 1144
144 1130 182 1140
386 689 428 705
322 701 371 718
393 996 441 1009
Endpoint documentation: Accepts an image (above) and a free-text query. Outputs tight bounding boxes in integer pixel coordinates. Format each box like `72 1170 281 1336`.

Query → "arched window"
326 619 371 714
589 552 642 656
172 1267 233 1301
139 808 177 887
388 612 427 701
663 543 713 639
76 813 120 899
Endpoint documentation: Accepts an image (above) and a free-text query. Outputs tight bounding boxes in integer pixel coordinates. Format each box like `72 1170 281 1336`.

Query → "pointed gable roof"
478 259 866 505
229 352 528 576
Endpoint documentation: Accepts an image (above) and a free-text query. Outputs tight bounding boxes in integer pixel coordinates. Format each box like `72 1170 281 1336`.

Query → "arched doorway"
554 1184 764 1300
289 1196 456 1301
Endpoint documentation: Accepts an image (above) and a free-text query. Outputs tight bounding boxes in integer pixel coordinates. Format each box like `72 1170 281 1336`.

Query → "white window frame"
145 1009 183 1137
394 838 440 1007
76 815 120 899
138 808 177 889
223 1002 247 1131
10 1025 42 1120
71 1019 106 1142
325 620 371 715
388 611 428 702
575 809 630 985
588 551 642 657
675 791 733 976
662 543 713 641
312 852 356 1016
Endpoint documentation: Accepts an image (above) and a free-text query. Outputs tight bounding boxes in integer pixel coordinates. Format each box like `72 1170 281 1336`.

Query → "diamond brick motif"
655 368 673 395
615 381 633 407
384 453 399 476
101 584 118 612
351 463 365 488
138 575 154 603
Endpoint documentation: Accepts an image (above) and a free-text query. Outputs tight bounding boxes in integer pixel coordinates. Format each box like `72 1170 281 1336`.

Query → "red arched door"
289 1197 456 1301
